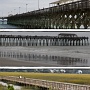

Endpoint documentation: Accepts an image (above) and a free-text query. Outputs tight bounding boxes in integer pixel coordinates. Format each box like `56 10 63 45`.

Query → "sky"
0 0 80 17
0 0 55 17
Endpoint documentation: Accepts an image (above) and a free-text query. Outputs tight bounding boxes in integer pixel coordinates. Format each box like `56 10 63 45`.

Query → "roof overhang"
50 0 80 5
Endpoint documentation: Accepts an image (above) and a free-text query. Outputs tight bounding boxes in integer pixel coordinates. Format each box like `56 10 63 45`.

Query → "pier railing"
50 0 90 12
0 76 90 90
8 0 90 17
21 0 90 15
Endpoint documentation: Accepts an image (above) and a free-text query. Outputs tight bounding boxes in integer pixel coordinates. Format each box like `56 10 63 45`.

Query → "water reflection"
0 50 88 67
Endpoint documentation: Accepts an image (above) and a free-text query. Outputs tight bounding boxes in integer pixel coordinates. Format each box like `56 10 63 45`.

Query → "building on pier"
50 0 90 5
58 33 77 37
0 34 89 46
50 0 79 5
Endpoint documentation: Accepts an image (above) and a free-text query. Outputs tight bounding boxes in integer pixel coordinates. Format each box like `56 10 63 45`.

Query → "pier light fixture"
19 7 21 14
14 9 16 15
38 0 39 9
26 4 28 12
11 11 12 15
2 11 3 17
8 12 9 15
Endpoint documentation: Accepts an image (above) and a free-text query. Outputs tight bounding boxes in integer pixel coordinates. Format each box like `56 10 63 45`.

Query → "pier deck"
0 76 90 90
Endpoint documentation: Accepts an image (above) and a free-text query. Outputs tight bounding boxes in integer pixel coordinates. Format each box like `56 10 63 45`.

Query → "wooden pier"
0 76 90 90
0 34 89 46
7 0 90 29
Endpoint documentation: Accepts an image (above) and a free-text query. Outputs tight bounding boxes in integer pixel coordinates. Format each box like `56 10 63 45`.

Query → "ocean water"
0 81 21 90
0 46 90 67
0 24 19 29
0 21 19 29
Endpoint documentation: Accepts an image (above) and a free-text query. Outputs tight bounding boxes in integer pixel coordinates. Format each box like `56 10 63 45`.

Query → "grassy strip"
0 84 7 90
0 72 90 85
0 84 4 90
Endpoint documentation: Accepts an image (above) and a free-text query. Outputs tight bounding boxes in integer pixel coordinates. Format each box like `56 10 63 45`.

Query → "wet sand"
0 57 58 67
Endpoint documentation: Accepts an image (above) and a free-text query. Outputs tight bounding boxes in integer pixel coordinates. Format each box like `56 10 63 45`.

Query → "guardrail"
0 76 90 90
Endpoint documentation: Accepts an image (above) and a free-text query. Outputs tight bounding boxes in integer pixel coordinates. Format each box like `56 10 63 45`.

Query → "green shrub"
8 85 14 90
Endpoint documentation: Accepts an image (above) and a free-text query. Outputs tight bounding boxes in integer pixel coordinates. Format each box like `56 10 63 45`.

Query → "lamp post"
38 0 39 9
8 12 9 16
2 11 3 17
14 9 16 15
26 4 28 12
11 11 12 15
19 7 20 14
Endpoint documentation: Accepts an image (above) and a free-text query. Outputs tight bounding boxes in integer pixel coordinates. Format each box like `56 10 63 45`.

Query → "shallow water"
0 46 90 67
0 24 19 29
0 81 21 90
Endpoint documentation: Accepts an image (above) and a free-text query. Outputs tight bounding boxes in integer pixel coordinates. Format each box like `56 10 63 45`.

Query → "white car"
77 70 82 74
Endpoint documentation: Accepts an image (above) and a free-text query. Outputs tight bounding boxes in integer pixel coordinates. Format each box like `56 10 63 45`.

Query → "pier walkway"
0 76 90 90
